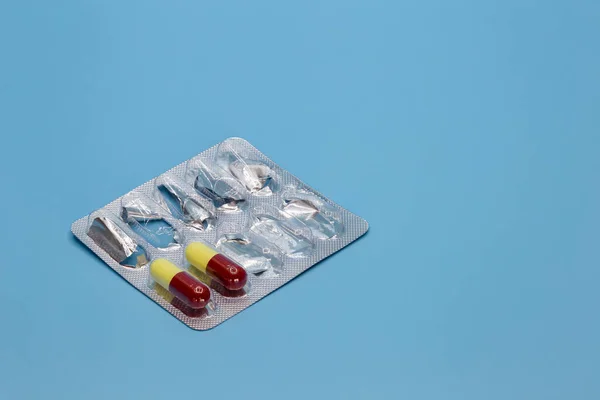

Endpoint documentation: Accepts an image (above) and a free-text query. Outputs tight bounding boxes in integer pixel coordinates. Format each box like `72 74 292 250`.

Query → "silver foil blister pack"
71 138 368 329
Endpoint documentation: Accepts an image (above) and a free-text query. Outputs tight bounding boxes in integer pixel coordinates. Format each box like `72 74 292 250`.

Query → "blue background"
1 1 599 399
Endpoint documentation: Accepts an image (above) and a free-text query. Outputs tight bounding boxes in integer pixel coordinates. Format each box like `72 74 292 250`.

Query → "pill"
185 242 248 291
150 258 211 309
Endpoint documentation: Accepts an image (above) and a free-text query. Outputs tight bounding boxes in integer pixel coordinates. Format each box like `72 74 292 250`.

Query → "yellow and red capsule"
150 258 211 309
185 242 248 291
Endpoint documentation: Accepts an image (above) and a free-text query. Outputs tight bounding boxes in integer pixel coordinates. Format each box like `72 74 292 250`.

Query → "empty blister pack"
71 137 368 329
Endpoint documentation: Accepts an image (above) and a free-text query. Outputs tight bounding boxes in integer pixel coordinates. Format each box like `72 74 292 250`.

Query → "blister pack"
71 138 368 329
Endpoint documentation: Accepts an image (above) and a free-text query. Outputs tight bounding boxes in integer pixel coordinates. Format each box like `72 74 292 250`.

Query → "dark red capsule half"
206 254 248 291
169 271 211 309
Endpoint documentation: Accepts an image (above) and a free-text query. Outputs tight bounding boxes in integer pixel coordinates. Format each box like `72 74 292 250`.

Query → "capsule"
185 242 248 291
150 258 211 309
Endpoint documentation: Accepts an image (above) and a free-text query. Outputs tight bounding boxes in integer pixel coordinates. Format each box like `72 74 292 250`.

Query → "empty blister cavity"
216 140 278 196
281 188 344 240
215 218 282 277
187 158 247 212
121 194 181 249
216 233 283 277
154 174 216 231
250 205 314 258
87 214 148 268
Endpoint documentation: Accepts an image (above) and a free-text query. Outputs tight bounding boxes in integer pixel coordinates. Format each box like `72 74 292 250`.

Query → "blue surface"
1 1 599 399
